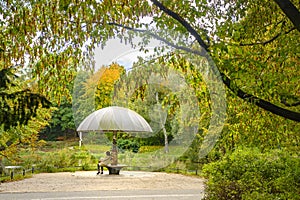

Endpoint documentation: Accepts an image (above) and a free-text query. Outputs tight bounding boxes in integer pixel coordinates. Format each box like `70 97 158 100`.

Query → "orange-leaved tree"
95 63 125 110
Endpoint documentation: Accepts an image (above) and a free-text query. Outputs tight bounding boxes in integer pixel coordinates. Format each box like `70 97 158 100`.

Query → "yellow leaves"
93 63 125 109
97 63 124 82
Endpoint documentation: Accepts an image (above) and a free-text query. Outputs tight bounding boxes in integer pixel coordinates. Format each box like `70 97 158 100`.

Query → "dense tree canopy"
0 0 299 124
0 1 298 197
0 66 51 130
0 0 299 156
0 66 51 164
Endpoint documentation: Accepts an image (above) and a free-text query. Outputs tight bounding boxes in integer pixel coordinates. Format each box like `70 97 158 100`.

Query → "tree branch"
150 0 209 52
281 100 300 107
108 22 205 56
239 27 296 46
151 0 300 122
281 95 300 107
221 74 300 122
273 0 300 32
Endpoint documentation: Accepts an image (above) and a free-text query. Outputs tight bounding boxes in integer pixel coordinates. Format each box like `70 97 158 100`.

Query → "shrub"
35 148 95 172
202 148 300 200
117 139 140 153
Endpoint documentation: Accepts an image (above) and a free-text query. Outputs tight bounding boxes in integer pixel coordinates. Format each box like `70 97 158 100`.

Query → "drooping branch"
150 0 300 122
273 0 300 32
150 0 209 52
108 22 205 56
0 67 52 130
221 74 300 122
110 22 300 122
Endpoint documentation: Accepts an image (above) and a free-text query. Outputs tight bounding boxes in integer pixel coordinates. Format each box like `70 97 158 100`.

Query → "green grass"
6 140 193 176
0 173 33 183
116 145 188 170
81 144 111 154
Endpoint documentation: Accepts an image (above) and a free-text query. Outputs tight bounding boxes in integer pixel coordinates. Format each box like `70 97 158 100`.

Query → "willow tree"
113 56 212 154
1 0 299 127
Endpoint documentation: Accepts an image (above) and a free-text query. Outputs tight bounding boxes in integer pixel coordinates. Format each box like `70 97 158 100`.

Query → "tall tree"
1 0 299 125
72 64 125 128
39 98 76 141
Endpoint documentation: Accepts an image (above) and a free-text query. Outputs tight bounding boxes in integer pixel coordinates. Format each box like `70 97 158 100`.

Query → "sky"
93 37 161 70
93 15 163 70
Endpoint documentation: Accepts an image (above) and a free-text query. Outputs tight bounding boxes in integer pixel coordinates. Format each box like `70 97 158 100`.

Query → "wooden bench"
104 164 127 175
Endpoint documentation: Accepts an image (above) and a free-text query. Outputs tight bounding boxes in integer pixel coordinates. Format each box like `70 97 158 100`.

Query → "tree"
0 65 52 169
72 64 125 129
95 63 125 109
0 107 51 159
148 0 300 122
39 98 76 141
72 71 92 127
72 70 98 127
0 1 298 165
0 66 51 130
113 57 210 154
1 0 298 122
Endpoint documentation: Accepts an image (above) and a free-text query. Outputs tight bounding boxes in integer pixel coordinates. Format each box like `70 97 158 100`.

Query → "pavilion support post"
111 131 118 165
79 132 82 147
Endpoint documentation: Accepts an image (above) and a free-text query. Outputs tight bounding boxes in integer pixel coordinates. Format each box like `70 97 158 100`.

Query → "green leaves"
0 67 51 130
202 148 300 199
0 0 299 164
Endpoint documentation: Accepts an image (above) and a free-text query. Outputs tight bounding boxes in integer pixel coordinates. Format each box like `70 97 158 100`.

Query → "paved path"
0 171 206 199
0 189 204 200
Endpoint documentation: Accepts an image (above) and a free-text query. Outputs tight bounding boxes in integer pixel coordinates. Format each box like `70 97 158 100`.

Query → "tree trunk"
162 126 169 153
156 92 169 153
0 158 7 175
273 0 300 32
111 131 118 165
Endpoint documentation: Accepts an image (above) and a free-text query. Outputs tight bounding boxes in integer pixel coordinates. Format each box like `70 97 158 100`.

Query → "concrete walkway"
0 171 206 193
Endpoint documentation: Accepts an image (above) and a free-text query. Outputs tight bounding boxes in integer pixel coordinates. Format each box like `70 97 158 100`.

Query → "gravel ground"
0 171 206 193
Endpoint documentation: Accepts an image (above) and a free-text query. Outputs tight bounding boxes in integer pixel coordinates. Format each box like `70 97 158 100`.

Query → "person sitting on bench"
97 151 112 175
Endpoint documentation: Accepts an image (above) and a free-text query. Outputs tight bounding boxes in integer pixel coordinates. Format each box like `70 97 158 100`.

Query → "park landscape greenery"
0 0 299 199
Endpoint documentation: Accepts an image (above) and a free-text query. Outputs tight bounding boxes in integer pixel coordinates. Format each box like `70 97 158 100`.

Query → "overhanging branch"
273 0 300 32
108 22 205 56
150 0 209 52
150 0 300 122
221 74 300 122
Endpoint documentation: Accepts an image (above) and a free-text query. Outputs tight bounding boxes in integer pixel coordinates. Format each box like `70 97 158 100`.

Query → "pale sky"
94 37 162 70
93 16 159 69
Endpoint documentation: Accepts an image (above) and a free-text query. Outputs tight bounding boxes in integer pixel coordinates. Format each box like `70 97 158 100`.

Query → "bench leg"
108 167 120 175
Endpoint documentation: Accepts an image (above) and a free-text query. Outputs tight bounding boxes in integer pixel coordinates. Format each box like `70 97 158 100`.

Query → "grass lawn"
3 139 193 176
